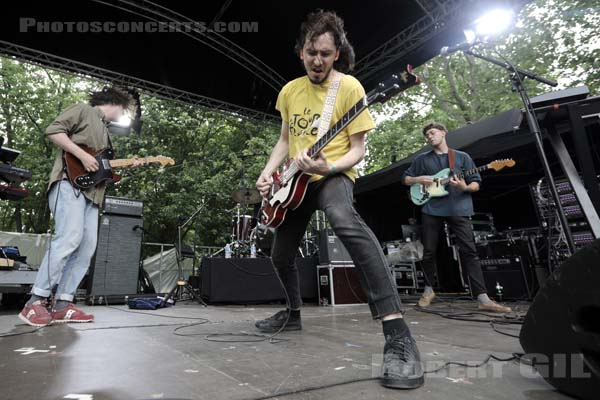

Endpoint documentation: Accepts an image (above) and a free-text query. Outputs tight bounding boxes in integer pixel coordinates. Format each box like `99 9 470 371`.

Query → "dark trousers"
270 174 402 319
421 213 488 296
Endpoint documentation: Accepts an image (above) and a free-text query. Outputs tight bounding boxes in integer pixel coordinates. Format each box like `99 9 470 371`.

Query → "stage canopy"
0 0 527 122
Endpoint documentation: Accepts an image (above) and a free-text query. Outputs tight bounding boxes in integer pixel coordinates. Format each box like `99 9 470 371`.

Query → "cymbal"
232 187 262 204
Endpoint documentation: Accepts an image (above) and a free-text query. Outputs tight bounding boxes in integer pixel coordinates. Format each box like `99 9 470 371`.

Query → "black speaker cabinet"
477 239 534 300
520 239 600 400
87 214 143 302
318 231 353 264
479 256 531 300
200 257 318 304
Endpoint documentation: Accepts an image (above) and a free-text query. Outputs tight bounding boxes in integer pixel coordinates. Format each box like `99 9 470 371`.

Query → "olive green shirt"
45 103 110 205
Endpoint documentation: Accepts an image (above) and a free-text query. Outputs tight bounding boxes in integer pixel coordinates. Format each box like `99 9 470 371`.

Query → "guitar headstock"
488 159 516 171
367 65 421 106
156 156 175 166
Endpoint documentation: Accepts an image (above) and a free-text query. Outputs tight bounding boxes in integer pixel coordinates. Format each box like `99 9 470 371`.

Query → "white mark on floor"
445 377 473 385
14 347 49 355
334 366 346 371
64 395 93 400
184 369 199 373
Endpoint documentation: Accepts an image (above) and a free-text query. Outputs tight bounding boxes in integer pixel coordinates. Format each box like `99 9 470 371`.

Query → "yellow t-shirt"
275 73 376 183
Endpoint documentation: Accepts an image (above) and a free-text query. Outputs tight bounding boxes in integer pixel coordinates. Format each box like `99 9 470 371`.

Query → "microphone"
440 40 477 56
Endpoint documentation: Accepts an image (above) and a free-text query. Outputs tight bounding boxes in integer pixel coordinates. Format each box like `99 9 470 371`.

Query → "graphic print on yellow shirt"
276 74 376 183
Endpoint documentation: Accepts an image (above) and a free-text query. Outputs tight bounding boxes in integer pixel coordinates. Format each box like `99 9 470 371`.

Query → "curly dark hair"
294 10 355 73
422 122 448 136
88 86 132 108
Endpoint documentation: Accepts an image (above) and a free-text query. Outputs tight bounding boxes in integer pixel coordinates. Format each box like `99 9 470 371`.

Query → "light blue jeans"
32 181 99 302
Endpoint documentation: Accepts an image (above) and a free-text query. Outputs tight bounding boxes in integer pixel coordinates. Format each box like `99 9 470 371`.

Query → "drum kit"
220 158 320 257
227 187 274 257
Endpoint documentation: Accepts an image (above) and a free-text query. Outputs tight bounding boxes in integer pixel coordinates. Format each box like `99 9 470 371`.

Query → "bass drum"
250 223 275 256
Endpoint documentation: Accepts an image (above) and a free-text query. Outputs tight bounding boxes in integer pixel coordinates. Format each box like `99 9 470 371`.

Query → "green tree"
365 0 599 173
0 58 279 248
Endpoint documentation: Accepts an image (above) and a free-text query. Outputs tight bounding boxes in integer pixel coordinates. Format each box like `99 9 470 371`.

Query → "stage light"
115 115 132 127
463 29 477 44
106 87 143 136
473 9 514 36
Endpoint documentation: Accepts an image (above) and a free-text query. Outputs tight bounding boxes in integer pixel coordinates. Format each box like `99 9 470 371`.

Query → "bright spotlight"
473 9 514 36
115 115 132 127
463 29 477 44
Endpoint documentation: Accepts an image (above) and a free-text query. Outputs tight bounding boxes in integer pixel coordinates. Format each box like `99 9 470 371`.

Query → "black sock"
288 309 300 319
382 317 409 337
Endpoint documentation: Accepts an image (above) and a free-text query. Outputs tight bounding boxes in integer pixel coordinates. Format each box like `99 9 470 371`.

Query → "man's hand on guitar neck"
296 149 329 176
130 157 143 168
449 175 479 193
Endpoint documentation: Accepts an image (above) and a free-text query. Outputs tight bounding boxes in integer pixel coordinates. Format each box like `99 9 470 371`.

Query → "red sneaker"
18 300 52 327
52 304 94 323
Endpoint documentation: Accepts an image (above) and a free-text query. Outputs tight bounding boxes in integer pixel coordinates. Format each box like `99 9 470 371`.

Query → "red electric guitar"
64 146 174 189
260 67 420 228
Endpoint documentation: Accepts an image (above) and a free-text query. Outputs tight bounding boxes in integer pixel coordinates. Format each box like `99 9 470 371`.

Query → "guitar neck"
459 164 489 179
109 157 159 168
308 96 369 157
441 164 489 183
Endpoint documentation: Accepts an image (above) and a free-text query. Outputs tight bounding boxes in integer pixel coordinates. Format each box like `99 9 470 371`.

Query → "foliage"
1 0 597 246
364 0 600 173
0 59 278 247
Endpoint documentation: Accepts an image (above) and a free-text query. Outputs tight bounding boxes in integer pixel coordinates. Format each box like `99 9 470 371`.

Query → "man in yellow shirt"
255 10 424 390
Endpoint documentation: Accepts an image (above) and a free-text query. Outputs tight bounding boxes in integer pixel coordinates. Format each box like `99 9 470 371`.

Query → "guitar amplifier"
103 196 144 216
478 255 532 300
318 230 353 264
87 213 143 303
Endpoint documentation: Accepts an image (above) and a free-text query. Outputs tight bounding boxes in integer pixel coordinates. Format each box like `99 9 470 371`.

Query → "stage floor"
0 299 574 400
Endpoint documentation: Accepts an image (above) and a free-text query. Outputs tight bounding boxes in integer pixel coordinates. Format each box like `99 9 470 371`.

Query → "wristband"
329 163 337 175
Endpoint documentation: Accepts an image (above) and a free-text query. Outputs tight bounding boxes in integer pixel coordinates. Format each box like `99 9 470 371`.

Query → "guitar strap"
315 70 344 140
448 148 456 174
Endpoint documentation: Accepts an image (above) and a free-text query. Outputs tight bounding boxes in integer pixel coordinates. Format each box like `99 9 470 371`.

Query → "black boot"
254 309 302 333
381 330 424 389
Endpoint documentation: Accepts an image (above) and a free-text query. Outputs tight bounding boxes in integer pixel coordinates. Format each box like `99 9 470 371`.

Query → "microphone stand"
463 49 576 256
161 201 208 307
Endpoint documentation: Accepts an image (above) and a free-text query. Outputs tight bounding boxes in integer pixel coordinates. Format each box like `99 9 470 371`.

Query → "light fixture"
473 9 515 37
115 115 132 127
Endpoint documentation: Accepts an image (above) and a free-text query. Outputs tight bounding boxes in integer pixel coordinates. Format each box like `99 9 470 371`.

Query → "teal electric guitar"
409 159 515 205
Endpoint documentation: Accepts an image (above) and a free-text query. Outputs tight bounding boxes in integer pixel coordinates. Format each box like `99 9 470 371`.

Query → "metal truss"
414 0 444 21
92 0 286 92
354 0 466 83
354 0 531 84
0 40 280 124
